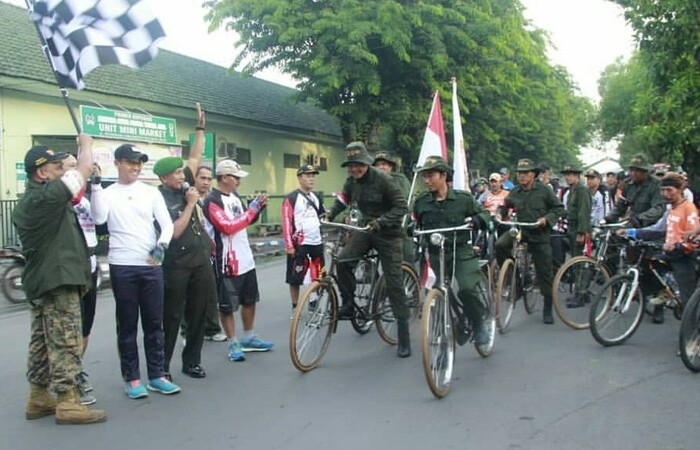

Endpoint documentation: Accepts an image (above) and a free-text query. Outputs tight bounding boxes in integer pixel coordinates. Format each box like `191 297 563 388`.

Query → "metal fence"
0 200 20 247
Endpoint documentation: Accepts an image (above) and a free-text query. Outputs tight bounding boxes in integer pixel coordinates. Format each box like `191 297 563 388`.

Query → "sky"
6 0 636 169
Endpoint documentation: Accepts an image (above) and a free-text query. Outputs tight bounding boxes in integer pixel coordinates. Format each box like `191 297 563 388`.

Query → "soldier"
373 151 413 263
13 137 107 424
413 156 492 347
327 142 411 357
560 164 592 259
604 154 664 228
495 159 565 324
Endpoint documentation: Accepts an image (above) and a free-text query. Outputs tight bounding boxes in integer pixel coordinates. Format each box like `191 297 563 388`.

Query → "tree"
205 0 593 173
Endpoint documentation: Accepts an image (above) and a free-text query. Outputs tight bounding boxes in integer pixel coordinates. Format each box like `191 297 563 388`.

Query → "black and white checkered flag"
30 0 166 90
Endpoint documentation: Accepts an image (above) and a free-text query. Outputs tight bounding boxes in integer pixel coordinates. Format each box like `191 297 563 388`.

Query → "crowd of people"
13 101 700 425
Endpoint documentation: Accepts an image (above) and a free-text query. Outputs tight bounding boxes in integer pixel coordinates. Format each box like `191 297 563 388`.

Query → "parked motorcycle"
0 245 26 304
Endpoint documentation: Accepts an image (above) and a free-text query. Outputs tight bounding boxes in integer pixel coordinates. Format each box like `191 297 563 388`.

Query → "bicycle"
588 239 683 346
551 222 628 330
494 218 540 332
679 283 700 372
289 221 421 372
414 219 496 398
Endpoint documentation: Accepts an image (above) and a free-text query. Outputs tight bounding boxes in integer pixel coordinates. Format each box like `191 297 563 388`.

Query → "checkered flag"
30 0 166 90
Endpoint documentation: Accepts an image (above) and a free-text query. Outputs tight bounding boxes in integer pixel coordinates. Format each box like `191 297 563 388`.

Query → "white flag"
451 78 470 191
416 92 448 167
30 0 165 90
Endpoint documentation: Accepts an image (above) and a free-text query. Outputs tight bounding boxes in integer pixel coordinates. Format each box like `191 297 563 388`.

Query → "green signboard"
189 132 215 162
80 105 177 145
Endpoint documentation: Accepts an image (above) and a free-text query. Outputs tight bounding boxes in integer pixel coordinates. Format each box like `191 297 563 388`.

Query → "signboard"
92 139 181 182
189 132 215 165
80 105 178 145
15 162 26 195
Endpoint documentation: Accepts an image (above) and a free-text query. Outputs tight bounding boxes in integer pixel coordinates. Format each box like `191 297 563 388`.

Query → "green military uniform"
561 165 592 258
13 167 90 394
156 161 216 374
374 151 413 263
495 159 565 316
329 146 410 322
605 155 664 227
414 185 491 329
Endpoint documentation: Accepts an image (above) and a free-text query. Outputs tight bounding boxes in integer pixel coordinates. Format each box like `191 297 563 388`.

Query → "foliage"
205 0 594 173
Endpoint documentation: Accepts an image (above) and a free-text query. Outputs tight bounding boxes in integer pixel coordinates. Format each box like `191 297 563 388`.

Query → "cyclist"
495 159 565 324
413 156 492 345
604 154 664 228
327 142 411 358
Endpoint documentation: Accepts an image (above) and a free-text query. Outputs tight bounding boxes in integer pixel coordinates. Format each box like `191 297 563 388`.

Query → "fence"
0 200 20 247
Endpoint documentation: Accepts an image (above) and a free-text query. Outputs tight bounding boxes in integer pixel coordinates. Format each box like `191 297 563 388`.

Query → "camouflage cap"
515 158 540 174
628 154 652 172
373 151 399 168
560 164 583 174
341 141 373 167
584 168 601 178
416 155 453 175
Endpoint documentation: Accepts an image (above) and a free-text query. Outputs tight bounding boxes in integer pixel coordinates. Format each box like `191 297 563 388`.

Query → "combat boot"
25 383 56 420
397 320 411 358
543 297 554 325
55 388 107 425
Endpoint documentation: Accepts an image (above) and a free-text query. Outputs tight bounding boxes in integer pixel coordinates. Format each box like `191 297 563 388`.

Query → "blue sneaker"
146 377 181 395
228 341 246 361
240 335 274 352
125 380 148 399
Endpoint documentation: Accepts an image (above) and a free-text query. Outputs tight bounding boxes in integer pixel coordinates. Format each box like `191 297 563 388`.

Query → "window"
236 147 252 165
284 153 301 169
319 157 328 171
180 140 191 159
32 135 78 154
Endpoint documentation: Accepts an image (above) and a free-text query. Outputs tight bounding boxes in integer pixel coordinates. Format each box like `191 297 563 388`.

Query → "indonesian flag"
451 78 470 191
416 92 448 167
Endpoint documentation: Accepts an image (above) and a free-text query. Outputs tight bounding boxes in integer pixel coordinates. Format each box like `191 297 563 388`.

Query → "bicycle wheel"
475 267 496 358
679 289 700 372
289 281 338 372
552 256 611 330
351 260 375 335
1 262 26 304
421 289 455 398
589 274 645 347
374 263 421 345
495 259 516 333
522 254 540 314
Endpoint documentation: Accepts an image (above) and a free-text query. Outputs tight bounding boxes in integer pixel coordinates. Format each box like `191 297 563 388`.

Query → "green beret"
153 156 184 176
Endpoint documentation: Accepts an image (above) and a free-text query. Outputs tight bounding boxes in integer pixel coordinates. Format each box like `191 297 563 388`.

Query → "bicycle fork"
615 269 640 314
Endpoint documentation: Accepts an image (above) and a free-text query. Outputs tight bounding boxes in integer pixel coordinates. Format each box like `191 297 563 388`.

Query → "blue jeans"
110 265 165 382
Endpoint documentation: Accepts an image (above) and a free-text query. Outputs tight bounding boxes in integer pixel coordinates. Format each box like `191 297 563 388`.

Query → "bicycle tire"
495 259 516 333
552 256 611 330
589 274 645 347
1 262 26 304
522 254 539 314
679 288 700 373
289 281 338 372
374 263 421 346
475 267 496 358
350 260 375 335
421 289 455 398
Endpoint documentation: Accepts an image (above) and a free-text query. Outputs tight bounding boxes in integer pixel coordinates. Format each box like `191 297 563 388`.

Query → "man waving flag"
29 0 165 90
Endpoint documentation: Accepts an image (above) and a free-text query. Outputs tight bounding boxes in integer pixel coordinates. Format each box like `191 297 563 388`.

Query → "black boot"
397 320 411 358
338 303 354 320
543 297 554 325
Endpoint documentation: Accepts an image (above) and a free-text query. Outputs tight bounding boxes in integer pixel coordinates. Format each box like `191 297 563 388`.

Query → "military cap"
474 178 488 185
416 155 453 175
153 156 184 177
628 154 652 172
341 141 373 167
584 168 601 178
297 164 319 176
560 164 583 174
515 159 540 174
373 151 399 168
24 146 69 174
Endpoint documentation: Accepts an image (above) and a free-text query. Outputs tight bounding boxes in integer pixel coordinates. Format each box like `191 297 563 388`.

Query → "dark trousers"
163 262 215 371
110 265 165 382
495 234 554 304
671 256 698 306
337 231 409 321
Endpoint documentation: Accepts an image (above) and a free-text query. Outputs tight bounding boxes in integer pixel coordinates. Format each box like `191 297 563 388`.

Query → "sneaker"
240 335 274 352
652 306 665 324
77 383 97 405
649 291 672 306
228 341 246 361
75 371 93 393
125 380 148 399
146 377 181 395
204 333 227 342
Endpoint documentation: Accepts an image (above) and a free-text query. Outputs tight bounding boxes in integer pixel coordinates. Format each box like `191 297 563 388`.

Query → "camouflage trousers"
27 286 83 393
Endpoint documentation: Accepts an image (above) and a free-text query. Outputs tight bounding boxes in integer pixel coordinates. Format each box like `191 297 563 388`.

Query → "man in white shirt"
91 144 180 399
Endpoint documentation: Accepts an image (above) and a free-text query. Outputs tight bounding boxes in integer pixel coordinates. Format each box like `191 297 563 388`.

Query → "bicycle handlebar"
414 220 473 236
320 220 370 232
597 221 628 229
495 218 540 228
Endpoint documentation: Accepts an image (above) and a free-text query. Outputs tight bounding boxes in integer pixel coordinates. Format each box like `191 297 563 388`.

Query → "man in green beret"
604 154 664 229
495 159 565 324
327 141 412 357
413 156 493 348
155 103 216 380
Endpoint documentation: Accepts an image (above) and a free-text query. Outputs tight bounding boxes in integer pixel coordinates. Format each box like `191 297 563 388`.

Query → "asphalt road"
0 259 697 450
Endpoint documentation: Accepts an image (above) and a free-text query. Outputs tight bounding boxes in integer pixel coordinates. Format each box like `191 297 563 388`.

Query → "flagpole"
24 0 82 133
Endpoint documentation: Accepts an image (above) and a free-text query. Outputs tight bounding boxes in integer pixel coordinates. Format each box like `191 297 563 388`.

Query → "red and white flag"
451 78 470 191
416 92 448 167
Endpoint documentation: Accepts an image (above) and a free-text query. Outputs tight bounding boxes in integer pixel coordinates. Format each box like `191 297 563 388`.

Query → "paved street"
0 258 697 450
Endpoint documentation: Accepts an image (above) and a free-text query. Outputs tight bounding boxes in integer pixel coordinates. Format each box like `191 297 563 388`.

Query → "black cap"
114 144 148 163
24 146 69 174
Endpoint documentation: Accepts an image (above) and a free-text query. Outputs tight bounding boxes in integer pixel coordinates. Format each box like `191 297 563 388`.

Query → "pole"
24 0 82 133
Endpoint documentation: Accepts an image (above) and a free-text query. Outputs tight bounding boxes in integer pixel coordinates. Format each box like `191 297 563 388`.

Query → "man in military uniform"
13 137 107 425
328 142 411 357
561 164 592 259
413 156 492 346
495 159 565 324
604 154 664 228
373 151 413 263
155 103 216 379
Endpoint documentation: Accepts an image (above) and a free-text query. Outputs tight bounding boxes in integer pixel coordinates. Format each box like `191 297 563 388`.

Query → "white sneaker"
205 333 227 342
649 292 672 306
